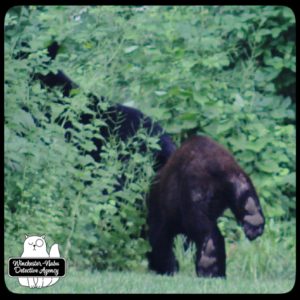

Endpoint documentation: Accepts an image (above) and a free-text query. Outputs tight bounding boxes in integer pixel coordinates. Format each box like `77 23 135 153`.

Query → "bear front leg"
147 223 178 275
195 226 226 278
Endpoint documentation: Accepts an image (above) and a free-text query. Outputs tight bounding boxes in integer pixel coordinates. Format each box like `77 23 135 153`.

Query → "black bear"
20 41 176 172
146 135 265 277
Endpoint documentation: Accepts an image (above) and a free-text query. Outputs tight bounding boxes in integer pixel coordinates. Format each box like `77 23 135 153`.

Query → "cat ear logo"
8 235 66 288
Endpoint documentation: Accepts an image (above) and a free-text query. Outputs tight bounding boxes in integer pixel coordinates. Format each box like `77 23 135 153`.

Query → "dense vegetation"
4 5 295 285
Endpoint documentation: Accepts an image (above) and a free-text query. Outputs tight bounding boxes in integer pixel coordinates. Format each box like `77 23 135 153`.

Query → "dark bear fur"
146 135 265 277
19 41 176 171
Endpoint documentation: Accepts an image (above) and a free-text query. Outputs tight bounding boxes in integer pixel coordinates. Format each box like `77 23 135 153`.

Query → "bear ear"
41 235 46 239
25 234 29 239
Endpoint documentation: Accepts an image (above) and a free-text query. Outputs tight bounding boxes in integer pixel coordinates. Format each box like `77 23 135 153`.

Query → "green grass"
4 232 295 294
4 222 295 294
5 269 294 294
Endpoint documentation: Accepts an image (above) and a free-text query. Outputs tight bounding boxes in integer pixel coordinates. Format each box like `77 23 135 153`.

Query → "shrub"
5 6 295 271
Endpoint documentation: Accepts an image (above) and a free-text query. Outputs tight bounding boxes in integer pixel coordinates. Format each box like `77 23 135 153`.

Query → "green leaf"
257 160 280 173
234 94 245 109
124 45 139 54
271 28 281 38
245 138 268 152
236 150 255 163
154 90 167 96
14 109 36 129
216 121 233 134
282 172 296 187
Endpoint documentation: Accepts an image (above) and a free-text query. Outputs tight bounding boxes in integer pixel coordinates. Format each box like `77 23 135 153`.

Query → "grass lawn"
5 268 294 294
4 222 295 294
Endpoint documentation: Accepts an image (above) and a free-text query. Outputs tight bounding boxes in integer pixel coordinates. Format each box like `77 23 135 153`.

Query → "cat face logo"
23 235 47 255
8 235 65 288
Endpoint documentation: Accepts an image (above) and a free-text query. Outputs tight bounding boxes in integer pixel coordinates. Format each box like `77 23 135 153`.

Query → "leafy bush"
5 6 295 271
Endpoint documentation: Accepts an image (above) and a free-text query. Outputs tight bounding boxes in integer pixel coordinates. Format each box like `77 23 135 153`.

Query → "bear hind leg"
195 226 226 278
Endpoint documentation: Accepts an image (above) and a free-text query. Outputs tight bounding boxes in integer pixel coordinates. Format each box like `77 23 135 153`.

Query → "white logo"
17 235 61 288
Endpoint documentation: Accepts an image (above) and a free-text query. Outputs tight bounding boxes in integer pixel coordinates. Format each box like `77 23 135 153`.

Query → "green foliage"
5 6 295 273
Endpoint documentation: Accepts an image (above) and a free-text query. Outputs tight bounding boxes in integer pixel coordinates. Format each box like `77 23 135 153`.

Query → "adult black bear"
146 135 265 277
23 41 176 171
